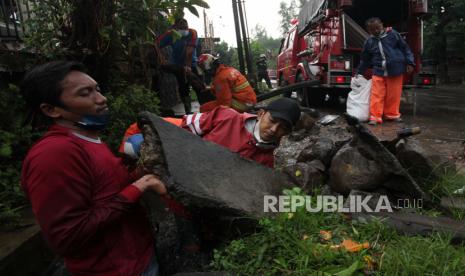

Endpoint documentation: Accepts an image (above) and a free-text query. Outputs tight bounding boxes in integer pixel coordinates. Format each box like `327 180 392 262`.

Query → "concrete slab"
0 209 54 276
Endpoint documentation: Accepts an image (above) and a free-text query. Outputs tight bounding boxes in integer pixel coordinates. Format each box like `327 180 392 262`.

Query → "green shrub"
0 84 37 226
103 81 160 151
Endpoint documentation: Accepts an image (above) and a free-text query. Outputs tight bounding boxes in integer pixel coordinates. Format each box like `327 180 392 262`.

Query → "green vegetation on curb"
425 171 465 220
211 187 465 275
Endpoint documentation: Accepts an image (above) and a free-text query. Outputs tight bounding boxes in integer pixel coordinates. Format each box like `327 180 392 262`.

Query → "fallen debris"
138 111 291 218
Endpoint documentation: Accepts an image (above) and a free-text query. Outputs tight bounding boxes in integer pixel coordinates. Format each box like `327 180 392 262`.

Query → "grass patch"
426 171 465 201
380 234 465 275
211 189 465 275
424 171 465 220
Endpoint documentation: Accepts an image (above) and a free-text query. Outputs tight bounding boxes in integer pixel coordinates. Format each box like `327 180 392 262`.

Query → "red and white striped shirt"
182 107 275 168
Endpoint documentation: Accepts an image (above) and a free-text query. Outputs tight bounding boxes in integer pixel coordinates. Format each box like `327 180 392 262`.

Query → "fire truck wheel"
308 89 327 107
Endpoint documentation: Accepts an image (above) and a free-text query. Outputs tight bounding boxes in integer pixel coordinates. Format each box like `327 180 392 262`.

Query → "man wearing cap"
182 97 300 167
121 97 301 168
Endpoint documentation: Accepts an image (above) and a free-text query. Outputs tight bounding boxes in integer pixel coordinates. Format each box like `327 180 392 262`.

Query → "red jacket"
182 107 274 167
120 109 275 168
21 125 154 276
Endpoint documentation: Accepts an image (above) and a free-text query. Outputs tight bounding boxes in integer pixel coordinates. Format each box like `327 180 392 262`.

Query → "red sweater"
21 125 154 276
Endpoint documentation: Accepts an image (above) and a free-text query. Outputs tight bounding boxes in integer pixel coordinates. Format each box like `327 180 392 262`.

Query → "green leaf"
0 144 12 158
334 261 363 276
189 0 210 9
187 6 199 17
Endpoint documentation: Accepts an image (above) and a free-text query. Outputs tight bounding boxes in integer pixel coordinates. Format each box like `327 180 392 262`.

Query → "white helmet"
198 54 218 75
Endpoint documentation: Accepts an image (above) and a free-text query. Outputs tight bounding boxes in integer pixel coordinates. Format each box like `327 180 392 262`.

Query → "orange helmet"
197 54 218 75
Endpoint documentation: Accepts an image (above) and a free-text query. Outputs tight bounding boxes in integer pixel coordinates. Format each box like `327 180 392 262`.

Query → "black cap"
265 98 301 128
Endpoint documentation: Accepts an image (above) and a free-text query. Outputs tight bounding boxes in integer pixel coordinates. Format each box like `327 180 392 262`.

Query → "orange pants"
369 75 403 123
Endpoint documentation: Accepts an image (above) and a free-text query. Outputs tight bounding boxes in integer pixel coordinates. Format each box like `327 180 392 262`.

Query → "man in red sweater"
21 61 166 276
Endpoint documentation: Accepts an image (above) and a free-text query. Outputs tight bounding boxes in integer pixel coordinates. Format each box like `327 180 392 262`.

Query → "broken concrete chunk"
346 122 428 201
396 139 455 185
297 137 335 165
440 196 465 211
274 135 314 169
329 144 388 194
138 112 290 218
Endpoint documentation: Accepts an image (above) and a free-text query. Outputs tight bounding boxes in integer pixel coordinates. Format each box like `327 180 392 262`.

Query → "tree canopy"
422 0 465 82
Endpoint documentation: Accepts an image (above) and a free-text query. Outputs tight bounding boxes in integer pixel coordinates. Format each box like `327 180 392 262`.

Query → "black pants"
257 71 272 89
160 64 212 105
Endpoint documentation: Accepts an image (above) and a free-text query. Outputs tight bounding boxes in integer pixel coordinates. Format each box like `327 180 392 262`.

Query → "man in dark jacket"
357 17 415 125
256 54 272 89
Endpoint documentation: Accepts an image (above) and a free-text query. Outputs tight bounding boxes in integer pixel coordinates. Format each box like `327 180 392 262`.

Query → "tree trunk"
68 0 115 91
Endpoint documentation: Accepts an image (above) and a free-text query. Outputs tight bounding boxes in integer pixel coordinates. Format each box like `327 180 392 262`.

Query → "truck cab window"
287 30 295 50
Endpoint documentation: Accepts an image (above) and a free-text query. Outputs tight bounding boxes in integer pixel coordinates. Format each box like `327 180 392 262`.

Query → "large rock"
396 139 455 185
329 144 388 194
138 112 290 218
297 137 335 165
342 115 428 201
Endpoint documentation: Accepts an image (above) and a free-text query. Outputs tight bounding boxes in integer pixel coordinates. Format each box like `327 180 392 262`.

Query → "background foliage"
0 0 209 226
423 0 465 82
0 84 38 226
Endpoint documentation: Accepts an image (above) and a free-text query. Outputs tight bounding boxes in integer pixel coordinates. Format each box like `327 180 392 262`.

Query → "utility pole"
237 0 254 79
232 0 246 74
203 9 215 54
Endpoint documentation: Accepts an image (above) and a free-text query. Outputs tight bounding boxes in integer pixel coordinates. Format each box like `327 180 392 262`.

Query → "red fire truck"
276 0 435 106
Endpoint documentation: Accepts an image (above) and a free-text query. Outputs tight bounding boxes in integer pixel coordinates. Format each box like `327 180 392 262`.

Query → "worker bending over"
196 54 257 113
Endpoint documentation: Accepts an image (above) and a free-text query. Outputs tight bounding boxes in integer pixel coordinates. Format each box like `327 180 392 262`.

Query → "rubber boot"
182 95 192 114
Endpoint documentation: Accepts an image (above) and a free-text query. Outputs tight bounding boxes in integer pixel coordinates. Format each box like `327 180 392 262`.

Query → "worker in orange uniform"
357 17 415 125
197 54 257 113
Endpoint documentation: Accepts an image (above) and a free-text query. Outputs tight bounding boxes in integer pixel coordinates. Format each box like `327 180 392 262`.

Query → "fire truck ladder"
341 13 369 50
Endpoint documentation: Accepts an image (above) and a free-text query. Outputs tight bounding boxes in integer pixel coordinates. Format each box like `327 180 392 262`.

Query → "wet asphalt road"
401 85 465 169
317 84 465 168
400 85 465 169
401 85 465 141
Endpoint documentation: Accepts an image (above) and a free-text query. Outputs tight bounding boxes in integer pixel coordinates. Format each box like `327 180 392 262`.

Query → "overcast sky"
185 0 294 47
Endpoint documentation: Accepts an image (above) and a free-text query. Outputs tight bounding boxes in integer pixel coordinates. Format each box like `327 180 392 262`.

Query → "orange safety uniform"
370 75 403 122
200 64 256 113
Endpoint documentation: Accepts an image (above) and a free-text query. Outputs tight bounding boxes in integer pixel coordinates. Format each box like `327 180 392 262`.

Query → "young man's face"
57 71 108 121
367 21 384 36
257 111 292 142
176 20 188 30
